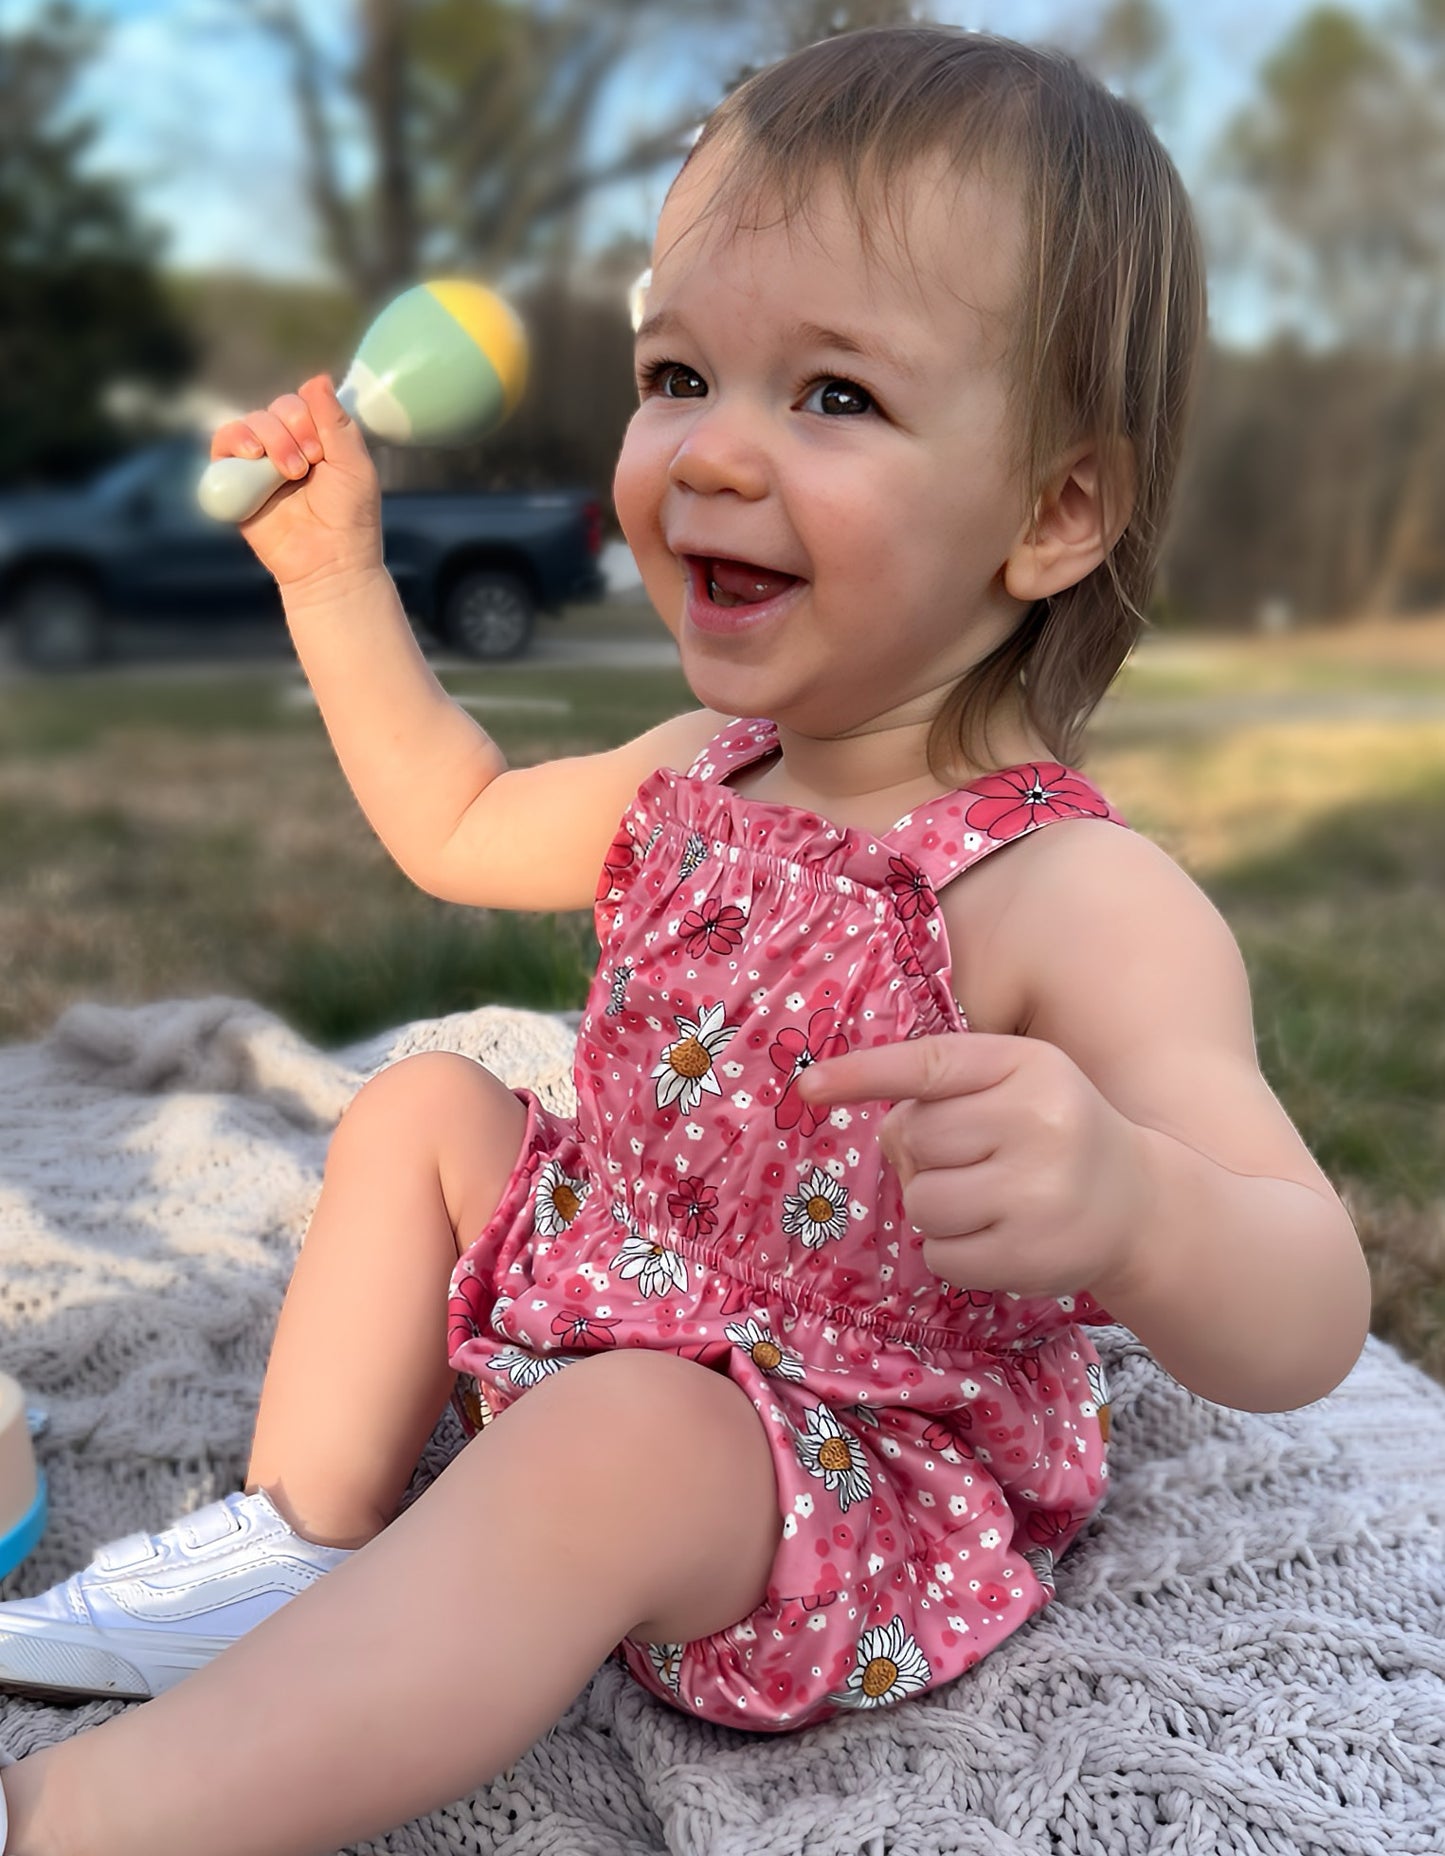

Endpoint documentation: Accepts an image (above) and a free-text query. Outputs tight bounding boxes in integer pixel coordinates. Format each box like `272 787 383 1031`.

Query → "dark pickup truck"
0 439 606 668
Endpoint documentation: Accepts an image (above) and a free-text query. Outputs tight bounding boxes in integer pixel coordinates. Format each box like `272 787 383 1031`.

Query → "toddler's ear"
1002 442 1135 603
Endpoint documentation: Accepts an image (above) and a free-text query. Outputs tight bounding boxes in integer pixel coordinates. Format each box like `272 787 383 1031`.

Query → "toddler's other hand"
210 375 383 599
797 1033 1151 1301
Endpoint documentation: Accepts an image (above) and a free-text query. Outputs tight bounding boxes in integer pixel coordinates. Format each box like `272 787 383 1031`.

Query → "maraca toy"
197 278 528 524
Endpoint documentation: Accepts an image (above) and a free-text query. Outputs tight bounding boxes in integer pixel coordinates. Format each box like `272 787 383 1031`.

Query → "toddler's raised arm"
213 376 724 910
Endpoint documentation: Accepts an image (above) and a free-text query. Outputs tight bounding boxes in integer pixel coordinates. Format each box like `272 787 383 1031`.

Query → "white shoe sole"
0 1617 228 1700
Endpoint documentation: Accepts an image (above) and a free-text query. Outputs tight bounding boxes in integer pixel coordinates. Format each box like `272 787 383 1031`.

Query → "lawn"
2 606 1442 1382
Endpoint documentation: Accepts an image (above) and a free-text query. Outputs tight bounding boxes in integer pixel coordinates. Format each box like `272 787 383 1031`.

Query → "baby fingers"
878 1094 998 1187
210 401 321 478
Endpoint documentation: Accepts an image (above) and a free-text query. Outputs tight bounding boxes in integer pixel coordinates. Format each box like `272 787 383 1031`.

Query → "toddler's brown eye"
659 364 706 398
807 378 873 416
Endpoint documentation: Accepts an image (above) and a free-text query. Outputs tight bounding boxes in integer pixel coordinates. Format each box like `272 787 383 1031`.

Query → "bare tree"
1220 3 1445 615
244 0 754 305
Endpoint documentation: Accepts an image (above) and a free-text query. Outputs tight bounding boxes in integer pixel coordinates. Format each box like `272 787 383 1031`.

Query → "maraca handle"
196 454 287 524
196 377 362 525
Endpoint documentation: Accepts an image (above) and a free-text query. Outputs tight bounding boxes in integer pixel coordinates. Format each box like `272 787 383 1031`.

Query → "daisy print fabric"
447 718 1126 1732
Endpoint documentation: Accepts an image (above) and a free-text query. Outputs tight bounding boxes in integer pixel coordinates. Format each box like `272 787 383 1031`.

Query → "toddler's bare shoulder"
940 818 1238 1035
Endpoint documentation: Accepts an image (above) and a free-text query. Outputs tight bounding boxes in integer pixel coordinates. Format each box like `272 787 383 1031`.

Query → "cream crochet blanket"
0 998 1441 1855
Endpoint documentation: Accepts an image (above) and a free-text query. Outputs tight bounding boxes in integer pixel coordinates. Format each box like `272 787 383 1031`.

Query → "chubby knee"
337 1050 499 1127
327 1052 528 1240
332 1053 523 1162
517 1350 782 1643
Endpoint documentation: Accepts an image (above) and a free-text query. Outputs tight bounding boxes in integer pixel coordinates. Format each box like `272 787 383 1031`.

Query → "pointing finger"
798 1033 1021 1107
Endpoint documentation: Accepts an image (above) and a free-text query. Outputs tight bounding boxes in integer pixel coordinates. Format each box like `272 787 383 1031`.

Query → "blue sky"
10 0 1397 335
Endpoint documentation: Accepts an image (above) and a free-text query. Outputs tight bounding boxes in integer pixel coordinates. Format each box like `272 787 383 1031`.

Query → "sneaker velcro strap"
93 1532 160 1572
179 1500 247 1552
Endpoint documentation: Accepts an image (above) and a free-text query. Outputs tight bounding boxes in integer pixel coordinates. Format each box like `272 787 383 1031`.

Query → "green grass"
273 906 598 1047
1201 780 1445 1206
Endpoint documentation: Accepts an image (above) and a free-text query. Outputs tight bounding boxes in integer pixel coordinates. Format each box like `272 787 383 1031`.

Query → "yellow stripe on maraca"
426 280 529 419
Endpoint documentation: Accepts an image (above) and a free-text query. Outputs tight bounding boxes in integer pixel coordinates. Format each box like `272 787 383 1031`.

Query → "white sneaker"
0 1489 351 1701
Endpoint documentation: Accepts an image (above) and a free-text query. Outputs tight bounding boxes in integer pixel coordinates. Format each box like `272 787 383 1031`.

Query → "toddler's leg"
246 1050 528 1547
5 1349 782 1856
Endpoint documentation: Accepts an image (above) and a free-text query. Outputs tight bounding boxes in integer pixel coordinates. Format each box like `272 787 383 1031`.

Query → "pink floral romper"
447 716 1124 1733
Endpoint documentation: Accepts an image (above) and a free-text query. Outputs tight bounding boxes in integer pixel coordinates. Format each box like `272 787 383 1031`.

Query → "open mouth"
689 555 802 609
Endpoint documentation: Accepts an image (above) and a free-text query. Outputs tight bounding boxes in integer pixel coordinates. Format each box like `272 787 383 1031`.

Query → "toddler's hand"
797 1033 1150 1300
210 375 382 598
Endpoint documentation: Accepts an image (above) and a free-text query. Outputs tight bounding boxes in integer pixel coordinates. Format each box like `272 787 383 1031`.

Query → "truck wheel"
440 569 536 661
11 572 109 670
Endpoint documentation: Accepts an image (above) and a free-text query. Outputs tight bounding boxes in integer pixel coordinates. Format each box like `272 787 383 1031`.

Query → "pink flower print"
771 1009 849 1136
964 763 1109 840
948 1287 998 1310
549 1309 618 1350
1023 1509 1077 1549
975 1581 1012 1615
447 1268 491 1358
596 827 636 903
884 855 936 921
892 927 924 982
667 1175 720 1242
679 897 747 958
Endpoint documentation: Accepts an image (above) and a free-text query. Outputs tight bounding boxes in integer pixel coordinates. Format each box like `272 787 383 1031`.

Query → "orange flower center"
818 1436 852 1472
669 1035 712 1080
861 1655 898 1699
751 1340 782 1371
551 1183 580 1222
807 1195 834 1223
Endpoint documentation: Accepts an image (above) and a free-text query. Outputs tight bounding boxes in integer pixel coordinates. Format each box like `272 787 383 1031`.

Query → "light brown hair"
681 24 1207 770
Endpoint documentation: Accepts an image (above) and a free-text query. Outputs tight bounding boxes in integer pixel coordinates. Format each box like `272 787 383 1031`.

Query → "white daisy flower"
781 1167 850 1249
486 1345 567 1389
532 1159 589 1237
724 1317 807 1381
646 1640 686 1692
792 1403 872 1511
827 1617 933 1709
611 1234 689 1297
651 1001 739 1113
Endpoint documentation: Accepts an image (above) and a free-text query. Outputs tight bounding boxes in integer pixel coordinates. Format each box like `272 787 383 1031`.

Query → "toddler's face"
613 142 1037 749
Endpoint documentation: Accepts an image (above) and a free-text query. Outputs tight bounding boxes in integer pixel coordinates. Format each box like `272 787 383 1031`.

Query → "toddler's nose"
666 404 769 502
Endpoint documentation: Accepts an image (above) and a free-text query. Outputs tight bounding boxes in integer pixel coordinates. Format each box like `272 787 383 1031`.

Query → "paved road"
5 617 1444 725
0 607 681 679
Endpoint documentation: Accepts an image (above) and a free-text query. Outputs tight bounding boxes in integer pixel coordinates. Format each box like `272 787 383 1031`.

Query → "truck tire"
11 571 110 670
439 568 536 661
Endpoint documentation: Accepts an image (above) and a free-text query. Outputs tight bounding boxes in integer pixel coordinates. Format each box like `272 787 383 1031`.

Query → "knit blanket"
1 997 1441 1856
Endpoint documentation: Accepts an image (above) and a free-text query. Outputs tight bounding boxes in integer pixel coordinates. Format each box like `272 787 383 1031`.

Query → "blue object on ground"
0 1473 47 1581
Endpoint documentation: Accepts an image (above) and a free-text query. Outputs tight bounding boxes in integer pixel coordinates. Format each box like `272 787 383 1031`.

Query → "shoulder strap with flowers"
886 761 1128 897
